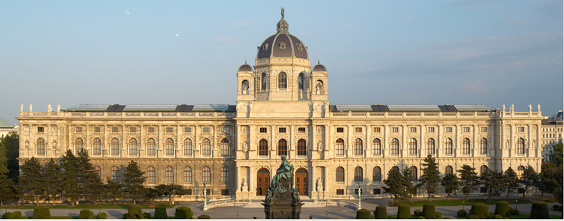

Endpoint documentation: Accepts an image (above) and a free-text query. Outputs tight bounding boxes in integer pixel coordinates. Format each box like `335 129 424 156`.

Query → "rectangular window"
260 127 267 133
410 127 417 133
279 127 286 133
481 127 487 132
480 187 488 193
112 127 119 132
392 127 399 133
427 127 435 133
205 189 211 196
337 127 344 133
130 127 136 133
203 127 210 133
517 188 526 193
354 189 363 195
355 127 362 133
463 127 470 132
94 127 101 133
166 127 173 133
373 127 381 133
184 127 192 133
148 127 155 133
221 189 229 196
186 189 193 195
373 189 381 195
76 127 82 132
518 127 525 132
38 127 44 133
336 189 344 195
298 127 306 133
445 127 452 132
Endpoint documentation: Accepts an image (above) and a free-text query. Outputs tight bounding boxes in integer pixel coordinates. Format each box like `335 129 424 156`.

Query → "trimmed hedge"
469 203 489 219
143 212 151 219
530 201 549 219
2 212 14 219
375 206 388 219
510 208 519 215
435 212 442 219
13 211 22 218
457 209 467 218
128 205 143 219
414 209 422 216
469 215 479 219
197 215 210 219
397 205 411 219
154 205 168 219
553 205 559 210
356 208 372 219
96 212 107 219
175 206 194 219
423 203 436 219
444 217 452 219
417 216 425 219
122 213 129 219
33 205 51 219
495 201 511 218
79 209 94 219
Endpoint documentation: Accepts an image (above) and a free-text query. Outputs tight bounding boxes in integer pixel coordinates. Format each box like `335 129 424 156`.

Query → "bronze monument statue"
262 155 303 219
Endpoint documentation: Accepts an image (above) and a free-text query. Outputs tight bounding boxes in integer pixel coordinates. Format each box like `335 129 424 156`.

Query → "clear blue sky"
0 0 562 125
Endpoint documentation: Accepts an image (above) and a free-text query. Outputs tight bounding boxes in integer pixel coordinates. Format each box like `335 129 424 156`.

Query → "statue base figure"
262 187 303 219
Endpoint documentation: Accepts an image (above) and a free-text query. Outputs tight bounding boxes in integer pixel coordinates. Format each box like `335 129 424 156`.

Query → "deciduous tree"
537 162 558 199
155 184 188 205
458 165 479 200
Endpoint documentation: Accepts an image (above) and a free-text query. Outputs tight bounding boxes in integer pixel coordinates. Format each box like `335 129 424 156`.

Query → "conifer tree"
402 167 417 202
76 149 103 204
105 177 122 205
417 155 442 201
440 173 460 201
155 184 188 205
0 161 15 206
480 168 504 200
123 161 146 204
60 150 80 205
0 132 19 183
537 162 558 199
520 165 539 199
383 168 408 202
43 158 61 206
18 157 44 205
503 167 520 199
457 164 479 200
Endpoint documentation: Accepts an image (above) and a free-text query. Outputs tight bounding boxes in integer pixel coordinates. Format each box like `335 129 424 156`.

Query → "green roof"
0 118 12 127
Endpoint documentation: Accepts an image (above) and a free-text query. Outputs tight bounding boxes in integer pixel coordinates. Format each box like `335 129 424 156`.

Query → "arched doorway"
257 168 270 196
295 168 308 196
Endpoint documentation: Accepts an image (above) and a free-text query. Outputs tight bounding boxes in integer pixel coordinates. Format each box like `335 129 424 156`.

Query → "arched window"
336 167 345 182
391 138 400 155
445 138 453 155
165 166 174 183
517 166 525 179
111 166 119 181
278 139 288 156
75 138 84 154
93 138 102 155
259 139 269 156
129 138 138 155
278 72 287 89
336 139 345 156
203 167 211 183
242 80 249 94
111 138 120 155
354 166 363 182
37 138 45 155
480 165 488 176
261 73 267 90
316 80 323 94
165 138 174 155
184 167 192 183
427 138 435 155
373 166 382 182
408 138 417 155
220 138 230 157
410 166 418 181
445 166 453 175
462 138 470 154
147 138 156 156
480 138 487 154
183 138 193 156
94 166 101 179
354 138 363 155
147 167 156 184
392 166 400 172
517 138 525 154
298 73 304 90
202 139 211 156
372 138 381 155
297 139 307 156
221 167 229 182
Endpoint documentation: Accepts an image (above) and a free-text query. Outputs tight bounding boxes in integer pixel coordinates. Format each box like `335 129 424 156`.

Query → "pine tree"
457 164 479 200
440 173 460 200
520 165 539 199
0 132 19 183
76 149 103 204
537 163 557 199
0 161 15 206
60 150 80 205
18 157 44 205
549 143 563 168
383 168 408 202
43 158 61 206
155 184 188 205
123 161 146 204
503 167 520 199
417 155 442 201
105 178 122 205
480 168 504 200
401 167 417 202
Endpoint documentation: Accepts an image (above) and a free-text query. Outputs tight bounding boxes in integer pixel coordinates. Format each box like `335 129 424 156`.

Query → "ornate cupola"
276 8 289 34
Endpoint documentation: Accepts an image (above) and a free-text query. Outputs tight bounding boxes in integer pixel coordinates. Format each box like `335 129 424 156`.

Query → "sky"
0 0 562 125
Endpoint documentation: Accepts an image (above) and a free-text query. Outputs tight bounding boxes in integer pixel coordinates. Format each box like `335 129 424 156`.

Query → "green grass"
396 198 532 207
4 204 176 209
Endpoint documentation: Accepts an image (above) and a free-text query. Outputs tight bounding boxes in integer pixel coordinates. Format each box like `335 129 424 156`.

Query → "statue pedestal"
262 188 303 219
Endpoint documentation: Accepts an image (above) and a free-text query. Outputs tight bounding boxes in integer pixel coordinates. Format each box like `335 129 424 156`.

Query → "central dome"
256 14 308 60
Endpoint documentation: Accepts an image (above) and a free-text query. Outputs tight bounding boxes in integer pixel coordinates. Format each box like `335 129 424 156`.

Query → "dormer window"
262 43 269 51
279 42 286 50
296 43 303 51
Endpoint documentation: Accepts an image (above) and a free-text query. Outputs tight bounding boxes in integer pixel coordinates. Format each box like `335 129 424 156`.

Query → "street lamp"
515 200 518 210
98 204 101 214
462 201 465 211
326 211 328 219
203 182 207 209
357 182 362 210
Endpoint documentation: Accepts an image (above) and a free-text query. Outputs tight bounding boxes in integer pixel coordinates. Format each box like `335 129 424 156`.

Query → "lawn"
395 198 532 207
4 204 177 209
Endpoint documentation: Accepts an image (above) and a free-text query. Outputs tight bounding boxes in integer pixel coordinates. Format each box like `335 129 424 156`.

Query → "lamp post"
326 211 328 219
462 201 465 211
98 204 101 214
203 182 207 209
515 199 518 210
357 182 362 210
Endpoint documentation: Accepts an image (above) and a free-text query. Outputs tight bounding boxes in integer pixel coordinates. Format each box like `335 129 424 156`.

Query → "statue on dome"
281 7 284 19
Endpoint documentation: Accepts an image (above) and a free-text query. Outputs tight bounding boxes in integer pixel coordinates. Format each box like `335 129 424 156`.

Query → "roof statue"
281 7 284 19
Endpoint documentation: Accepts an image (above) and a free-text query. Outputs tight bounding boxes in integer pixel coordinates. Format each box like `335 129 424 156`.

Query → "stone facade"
17 13 548 201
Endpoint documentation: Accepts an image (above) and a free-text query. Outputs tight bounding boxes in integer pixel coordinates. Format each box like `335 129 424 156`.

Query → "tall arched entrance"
295 168 308 196
257 168 270 196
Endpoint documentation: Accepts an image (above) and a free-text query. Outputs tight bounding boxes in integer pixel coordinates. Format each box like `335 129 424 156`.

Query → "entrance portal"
257 168 270 196
295 168 308 196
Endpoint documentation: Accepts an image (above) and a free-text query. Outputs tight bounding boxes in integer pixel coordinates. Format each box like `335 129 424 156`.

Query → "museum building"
17 12 547 201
